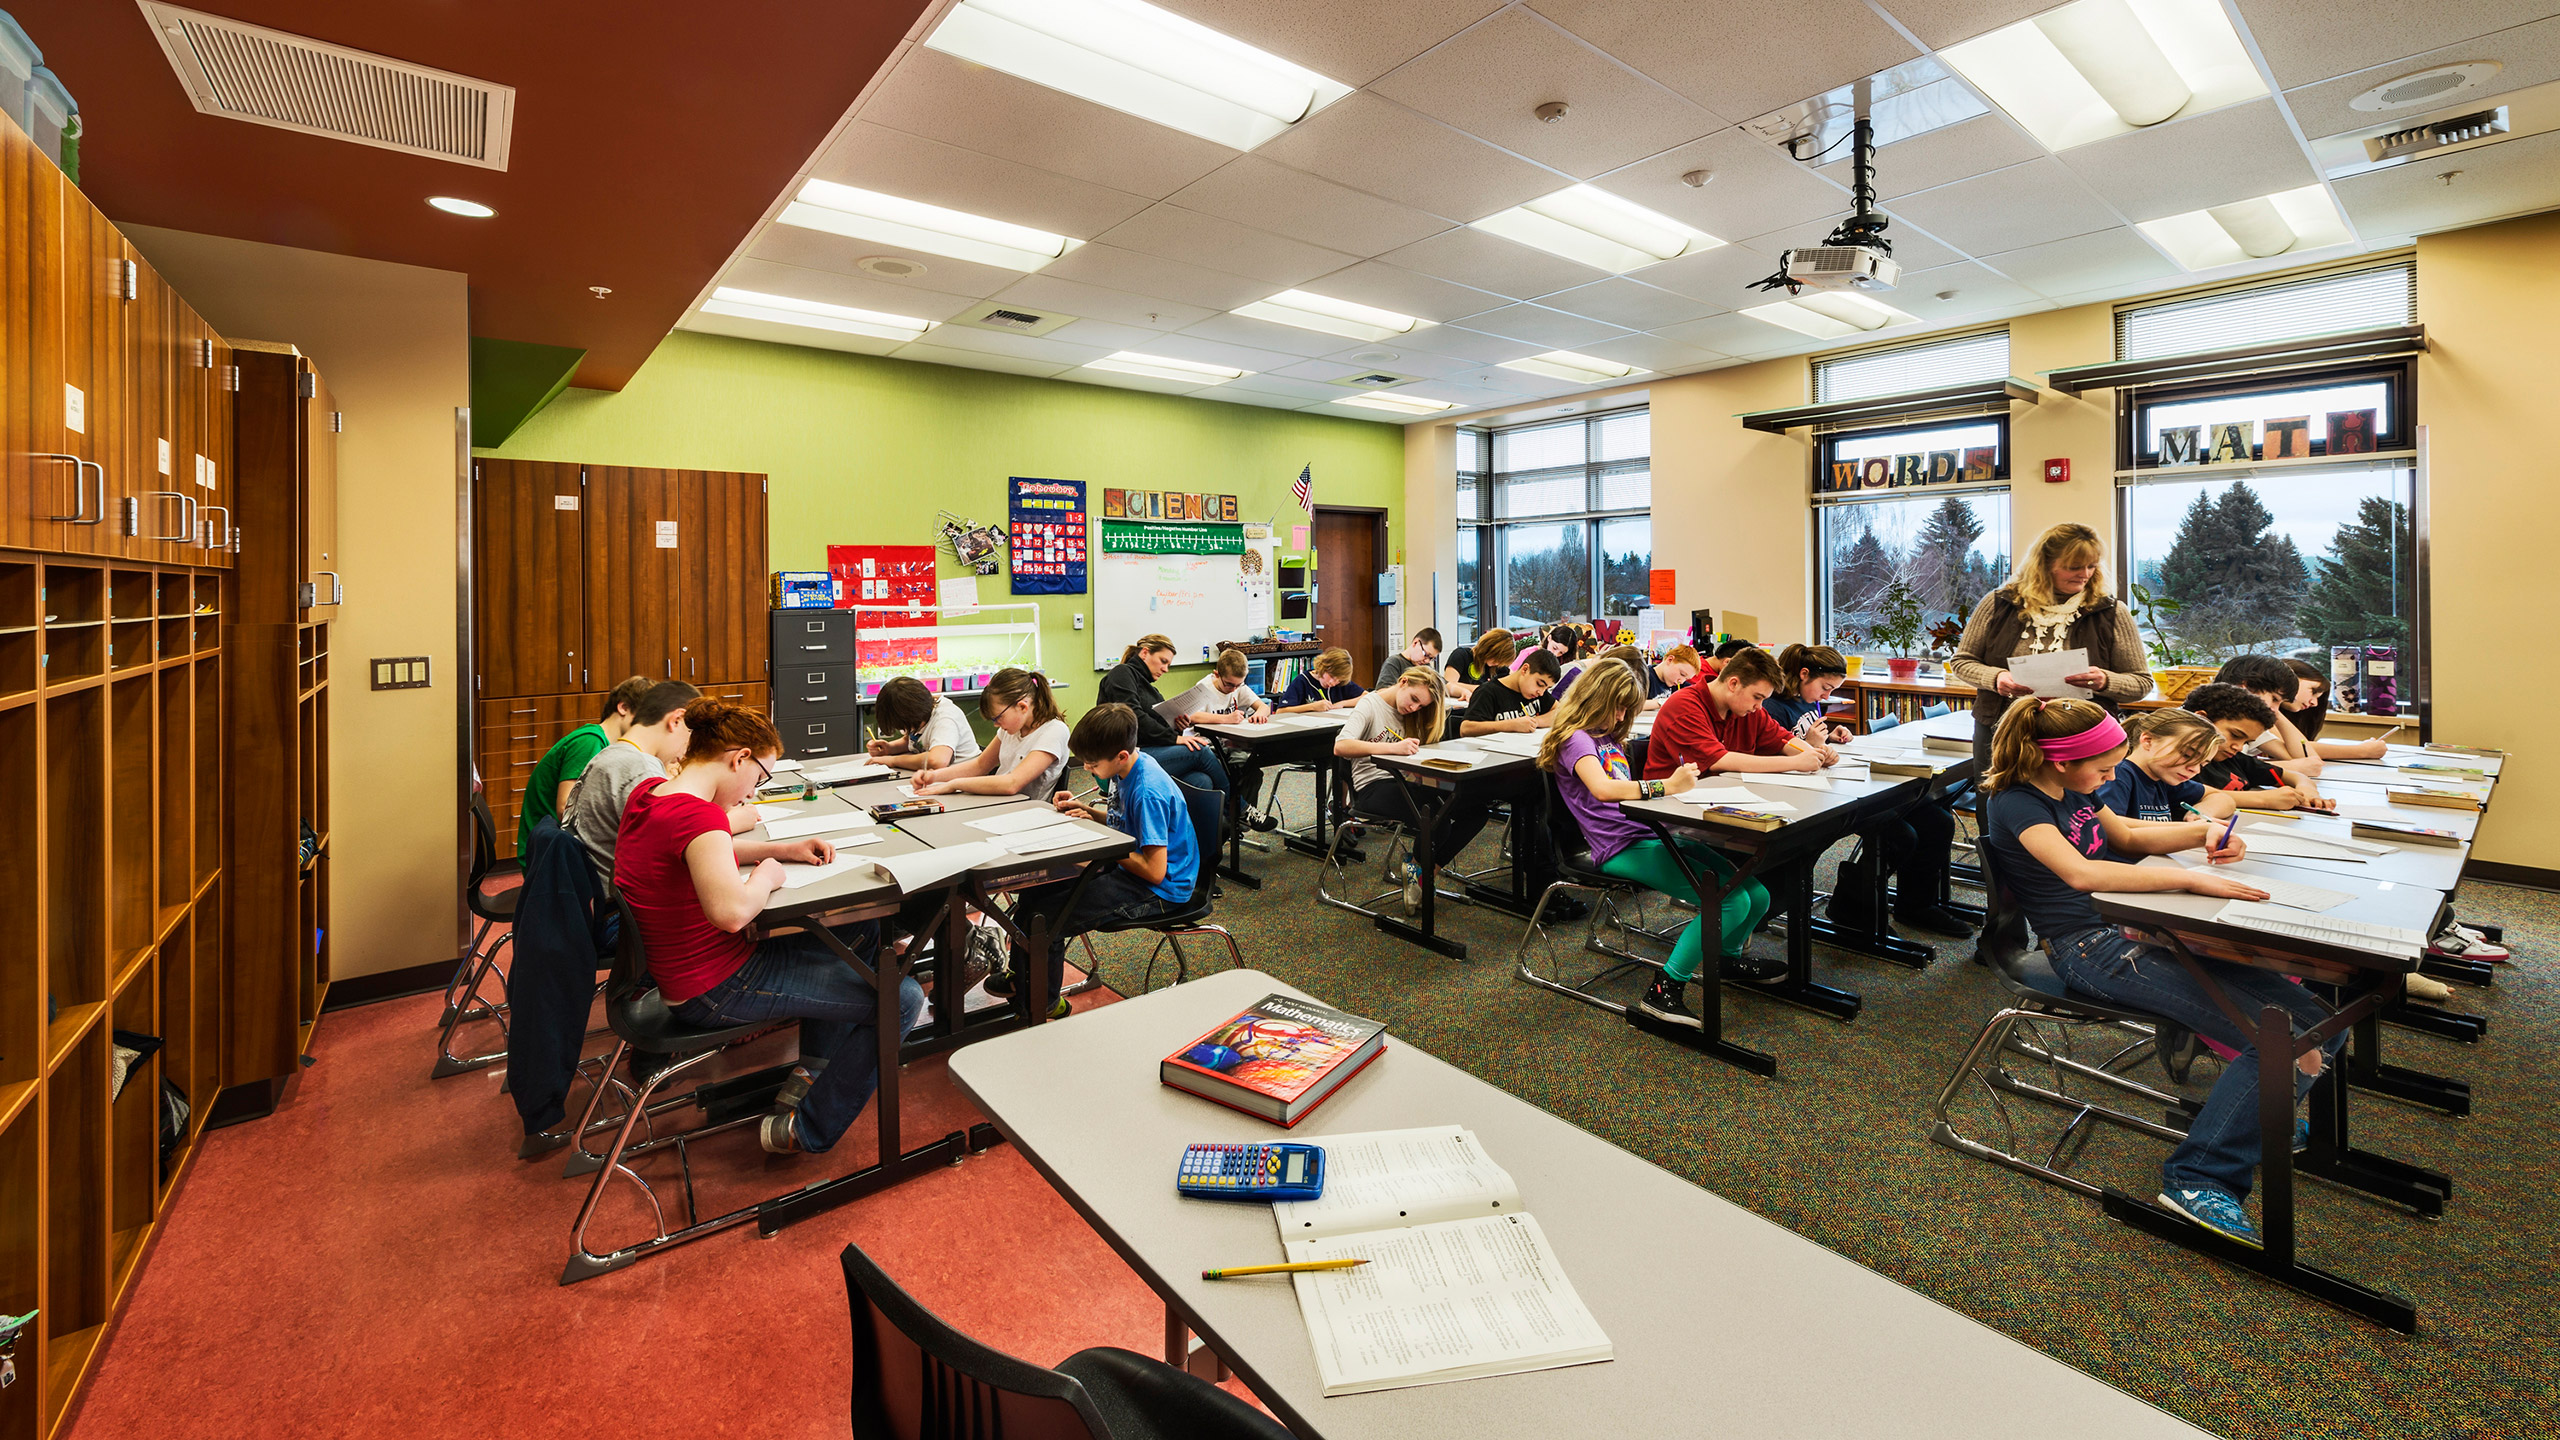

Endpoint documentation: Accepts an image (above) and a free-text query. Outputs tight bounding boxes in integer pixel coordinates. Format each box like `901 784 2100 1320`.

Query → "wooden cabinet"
472 460 584 698
303 370 339 620
580 464 683 687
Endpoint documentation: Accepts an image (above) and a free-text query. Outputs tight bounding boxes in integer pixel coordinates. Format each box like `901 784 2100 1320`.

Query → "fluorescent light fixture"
1740 292 1918 340
782 179 1080 272
1942 0 2266 151
925 0 1352 151
1232 290 1419 342
427 196 494 218
701 287 934 342
1335 391 1457 415
1471 186 1721 274
1498 351 1644 384
1082 351 1249 385
2137 186 2352 270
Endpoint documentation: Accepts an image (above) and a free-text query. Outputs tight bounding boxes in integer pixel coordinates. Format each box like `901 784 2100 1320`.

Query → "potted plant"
1870 577 1926 680
2128 582 2215 700
1924 616 1964 678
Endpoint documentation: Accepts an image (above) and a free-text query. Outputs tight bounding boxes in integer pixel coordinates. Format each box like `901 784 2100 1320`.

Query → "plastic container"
2329 645 2362 714
2361 645 2397 715
0 12 38 137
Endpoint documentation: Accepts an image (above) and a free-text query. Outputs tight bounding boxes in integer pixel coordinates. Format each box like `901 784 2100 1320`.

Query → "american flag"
1291 463 1312 513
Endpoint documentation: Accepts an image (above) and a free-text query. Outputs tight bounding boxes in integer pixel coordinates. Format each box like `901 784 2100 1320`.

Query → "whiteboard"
1090 540 1274 670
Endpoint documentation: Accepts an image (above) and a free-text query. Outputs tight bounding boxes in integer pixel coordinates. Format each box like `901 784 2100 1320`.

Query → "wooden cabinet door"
674 468 767 686
1 114 67 552
582 466 681 687
472 459 584 698
304 368 340 619
51 187 109 554
202 332 234 571
128 249 186 564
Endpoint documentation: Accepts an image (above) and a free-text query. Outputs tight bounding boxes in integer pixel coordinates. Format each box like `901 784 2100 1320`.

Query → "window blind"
1813 329 2010 403
2116 260 2415 361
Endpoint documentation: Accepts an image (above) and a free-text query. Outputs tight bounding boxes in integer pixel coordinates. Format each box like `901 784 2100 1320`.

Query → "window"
2116 260 2415 361
1456 408 1651 640
1816 413 2012 657
1814 329 2010 403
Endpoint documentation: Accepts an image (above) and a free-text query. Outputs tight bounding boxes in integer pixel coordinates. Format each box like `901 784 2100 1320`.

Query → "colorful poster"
827 544 938 667
1009 477 1089 595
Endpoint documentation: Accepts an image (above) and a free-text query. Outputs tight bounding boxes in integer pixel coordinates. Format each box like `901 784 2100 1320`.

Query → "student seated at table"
1516 623 1580 671
562 680 697 882
1096 633 1229 793
989 703 1200 1020
1442 628 1513 706
866 676 984 774
1643 646 1830 779
1540 660 1788 1025
1762 644 1855 747
2215 655 2325 778
1278 647 1364 713
2094 707 2243 823
518 675 654 853
1979 695 2342 1248
1173 649 1274 820
1555 646 1650 704
2281 658 2388 762
1334 666 1448 908
1649 644 1703 700
1460 648 1559 736
2185 684 2333 812
1376 628 1442 692
613 700 925 1156
915 668 1072 800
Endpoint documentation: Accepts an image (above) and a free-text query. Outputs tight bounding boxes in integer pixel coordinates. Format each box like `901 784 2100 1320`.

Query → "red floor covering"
65 981 1181 1440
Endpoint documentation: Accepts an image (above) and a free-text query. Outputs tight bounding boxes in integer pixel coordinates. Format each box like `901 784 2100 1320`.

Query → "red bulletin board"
828 543 938 666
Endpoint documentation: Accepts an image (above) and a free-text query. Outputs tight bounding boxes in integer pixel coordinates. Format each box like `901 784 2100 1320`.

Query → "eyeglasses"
752 756 774 787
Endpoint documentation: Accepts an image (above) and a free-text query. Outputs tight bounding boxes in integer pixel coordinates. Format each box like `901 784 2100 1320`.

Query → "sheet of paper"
967 807 1078 836
1286 1213 1613 1397
765 836 887 889
1672 785 1794 812
1271 1128 1521 1243
869 840 1007 891
768 757 804 773
2212 901 2423 958
753 804 800 822
2239 817 2391 854
936 574 980 617
1406 746 1481 767
1473 731 1545 756
2222 830 2373 863
801 758 894 785
1747 773 1836 792
2172 857 2354 912
997 823 1111 855
2004 647 2092 698
762 810 878 840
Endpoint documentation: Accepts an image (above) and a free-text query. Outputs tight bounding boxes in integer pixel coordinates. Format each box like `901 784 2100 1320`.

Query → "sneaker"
2293 1117 2312 1153
774 1067 813 1112
2403 971 2453 1003
1545 893 1591 923
2427 924 2509 962
1396 860 1422 914
1893 903 1975 939
1249 808 1280 833
1636 975 1702 1030
759 1113 805 1155
2155 1022 2203 1085
1718 952 1787 984
1043 994 1072 1021
2159 1187 2260 1249
981 964 1018 999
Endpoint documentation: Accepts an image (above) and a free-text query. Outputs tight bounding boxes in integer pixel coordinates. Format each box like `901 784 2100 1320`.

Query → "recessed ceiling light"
925 0 1352 151
427 196 494 218
783 179 1080 273
701 286 935 342
1941 0 2266 151
1232 290 1419 343
1352 350 1400 364
1081 351 1248 385
2136 185 2351 270
1336 391 1456 415
1740 292 1918 340
857 255 929 279
2352 62 2500 113
1498 350 1644 384
1471 185 1720 274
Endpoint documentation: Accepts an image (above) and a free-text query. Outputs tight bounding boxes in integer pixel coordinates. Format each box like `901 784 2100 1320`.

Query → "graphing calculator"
1176 1143 1325 1203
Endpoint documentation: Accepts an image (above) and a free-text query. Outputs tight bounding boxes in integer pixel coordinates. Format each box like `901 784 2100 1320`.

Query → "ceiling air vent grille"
948 301 1078 337
980 309 1048 330
140 2 515 170
1327 371 1417 389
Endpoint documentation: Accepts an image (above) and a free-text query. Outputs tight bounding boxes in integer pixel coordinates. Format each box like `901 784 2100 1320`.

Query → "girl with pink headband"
1977 697 2348 1252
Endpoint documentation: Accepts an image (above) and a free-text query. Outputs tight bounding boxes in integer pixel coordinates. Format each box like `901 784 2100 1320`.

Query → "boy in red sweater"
1643 647 1831 779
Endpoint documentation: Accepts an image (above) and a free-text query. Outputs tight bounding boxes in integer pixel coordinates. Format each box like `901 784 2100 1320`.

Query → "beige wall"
125 226 471 977
1649 359 1818 642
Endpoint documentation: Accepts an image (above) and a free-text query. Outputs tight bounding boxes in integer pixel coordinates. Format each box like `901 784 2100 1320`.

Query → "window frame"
1458 406 1653 636
1815 413 2013 495
2113 358 2417 472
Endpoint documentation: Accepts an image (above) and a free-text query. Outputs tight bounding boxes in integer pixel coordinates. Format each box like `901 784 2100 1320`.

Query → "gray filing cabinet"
769 610 861 760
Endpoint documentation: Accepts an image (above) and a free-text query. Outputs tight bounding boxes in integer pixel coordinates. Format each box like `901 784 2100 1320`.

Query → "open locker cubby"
108 677 156 980
109 967 159 1294
44 689 105 1066
0 702 35 1095
157 665 192 911
0 1094 39 1440
43 1027 107 1434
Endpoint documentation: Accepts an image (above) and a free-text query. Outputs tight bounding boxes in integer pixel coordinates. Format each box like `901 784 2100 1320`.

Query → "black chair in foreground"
1077 781 1240 996
1513 770 1663 1017
843 1241 1293 1440
432 783 518 1078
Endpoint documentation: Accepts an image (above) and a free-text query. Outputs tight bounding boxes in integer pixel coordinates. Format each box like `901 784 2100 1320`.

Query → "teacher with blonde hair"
1947 522 2151 777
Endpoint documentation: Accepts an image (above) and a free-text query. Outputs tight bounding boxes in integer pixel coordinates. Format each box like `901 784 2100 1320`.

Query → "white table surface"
948 970 2211 1440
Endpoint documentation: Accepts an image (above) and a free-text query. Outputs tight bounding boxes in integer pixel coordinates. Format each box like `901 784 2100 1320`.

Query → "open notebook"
1271 1127 1611 1396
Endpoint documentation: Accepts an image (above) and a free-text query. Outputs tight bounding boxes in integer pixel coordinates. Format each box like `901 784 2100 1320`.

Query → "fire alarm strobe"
2044 459 2071 483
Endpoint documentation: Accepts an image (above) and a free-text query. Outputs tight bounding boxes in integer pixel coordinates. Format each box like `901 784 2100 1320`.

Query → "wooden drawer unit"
698 681 769 712
771 609 853 665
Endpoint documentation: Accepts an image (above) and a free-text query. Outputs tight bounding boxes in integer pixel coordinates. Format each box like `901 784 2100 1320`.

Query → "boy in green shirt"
518 676 652 852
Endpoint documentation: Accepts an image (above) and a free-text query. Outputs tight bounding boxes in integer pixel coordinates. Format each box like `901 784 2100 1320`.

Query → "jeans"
1871 800 1956 907
1146 743 1227 793
1009 864 1173 992
2047 925 2345 1201
673 923 926 1153
1600 837 1769 984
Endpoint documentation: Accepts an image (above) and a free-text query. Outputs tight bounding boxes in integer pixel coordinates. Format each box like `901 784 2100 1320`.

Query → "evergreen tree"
2298 496 2415 647
1504 526 1592 626
2156 482 2310 656
1909 496 1987 621
1828 527 1900 631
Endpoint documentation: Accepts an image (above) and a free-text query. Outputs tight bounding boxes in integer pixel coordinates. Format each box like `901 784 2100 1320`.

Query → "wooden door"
582 466 681 688
1312 507 1387 685
304 368 340 619
1 113 66 551
677 468 767 686
52 188 108 554
202 331 234 571
128 249 184 564
472 459 585 698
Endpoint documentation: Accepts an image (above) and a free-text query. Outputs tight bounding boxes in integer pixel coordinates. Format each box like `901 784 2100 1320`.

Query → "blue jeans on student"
1146 743 1227 793
2047 925 2344 1201
673 922 926 1153
1009 865 1173 993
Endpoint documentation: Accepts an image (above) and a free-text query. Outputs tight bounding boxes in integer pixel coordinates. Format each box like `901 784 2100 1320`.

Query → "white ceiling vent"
139 2 515 170
1327 371 1417 389
948 301 1078 337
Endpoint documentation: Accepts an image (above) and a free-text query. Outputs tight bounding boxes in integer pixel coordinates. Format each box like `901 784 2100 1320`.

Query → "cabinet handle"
802 694 827 702
314 570 343 605
509 732 534 741
40 455 101 524
138 490 191 540
800 644 828 651
511 707 537 715
200 504 231 550
804 747 829 755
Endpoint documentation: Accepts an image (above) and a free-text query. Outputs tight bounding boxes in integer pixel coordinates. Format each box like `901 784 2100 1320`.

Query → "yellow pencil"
1201 1258 1368 1281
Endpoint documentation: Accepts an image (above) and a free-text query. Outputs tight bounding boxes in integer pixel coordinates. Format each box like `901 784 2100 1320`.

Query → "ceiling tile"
1883 158 2122 254
1039 242 1272 310
1597 128 1851 238
1257 92 1565 223
1866 0 2059 48
1091 205 1360 288
1217 387 1335 411
1538 276 1729 327
1040 317 1185 354
1850 223 1966 271
1572 332 1730 370
719 257 983 322
858 48 1233 200
1311 345 1493 380
2057 99 2318 221
1400 325 1548 364
895 322 1112 367
2333 126 2560 238
887 342 1072 379
1147 0 1508 86
1395 380 1541 409
807 121 1152 240
1090 328 1310 376
1650 311 1818 357
1446 303 1635 348
1063 368 1214 397
1237 372 1377 398
1976 227 2180 296
1376 226 1613 299
1176 312 1365 358
1292 260 1508 323
2240 0 2557 90
744 224 1021 300
1633 237 1787 305
1370 9 1723 178
2283 15 2560 140
681 310 907 358
1816 114 2043 200
990 274 1215 331
1886 261 2041 322
1165 156 1453 257
1528 0 1919 121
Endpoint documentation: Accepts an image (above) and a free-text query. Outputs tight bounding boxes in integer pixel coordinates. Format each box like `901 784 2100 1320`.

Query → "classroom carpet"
67 771 2555 1440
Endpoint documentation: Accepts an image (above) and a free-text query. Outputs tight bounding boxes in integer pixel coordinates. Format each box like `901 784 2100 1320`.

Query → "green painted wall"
477 329 1406 709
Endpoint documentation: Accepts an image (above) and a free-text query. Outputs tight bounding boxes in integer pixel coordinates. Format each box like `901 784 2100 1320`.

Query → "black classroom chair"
432 781 518 1078
1513 769 1667 1015
1079 781 1241 995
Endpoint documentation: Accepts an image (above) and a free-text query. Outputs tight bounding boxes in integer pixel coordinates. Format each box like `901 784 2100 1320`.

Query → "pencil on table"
1201 1259 1368 1280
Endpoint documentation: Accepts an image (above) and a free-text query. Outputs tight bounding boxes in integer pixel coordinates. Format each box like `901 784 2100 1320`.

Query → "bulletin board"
828 543 937 666
1009 477 1089 594
1090 530 1279 670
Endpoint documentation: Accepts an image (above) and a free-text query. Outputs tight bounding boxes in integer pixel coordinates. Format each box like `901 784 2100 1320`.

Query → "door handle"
40 454 101 524
138 490 191 540
314 570 343 605
199 504 231 550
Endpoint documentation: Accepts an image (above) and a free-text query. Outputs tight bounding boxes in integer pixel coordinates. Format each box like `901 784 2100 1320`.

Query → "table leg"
1211 740 1262 891
1752 859 1863 1021
2350 1009 2473 1116
1372 776 1466 960
1803 833 1936 970
1621 818 1778 1078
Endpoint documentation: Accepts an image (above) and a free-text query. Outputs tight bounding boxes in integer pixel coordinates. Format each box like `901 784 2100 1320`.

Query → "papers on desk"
1271 1128 1520 1241
762 810 877 840
1262 711 1348 729
869 840 1006 891
1671 785 1794 813
764 837 886 889
1749 772 1837 792
996 822 1111 856
1472 731 1545 757
753 804 802 823
2212 901 2424 959
2172 857 2354 912
967 807 1078 837
2215 830 2373 863
2239 817 2391 854
768 757 803 773
2005 647 2093 698
800 758 894 785
1407 746 1480 769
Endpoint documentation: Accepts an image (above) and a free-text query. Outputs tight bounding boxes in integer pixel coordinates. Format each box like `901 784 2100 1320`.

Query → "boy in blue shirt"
1276 647 1364 713
988 703 1201 1019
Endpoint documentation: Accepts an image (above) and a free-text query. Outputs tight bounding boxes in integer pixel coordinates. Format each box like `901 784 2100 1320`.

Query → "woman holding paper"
1948 522 2150 779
